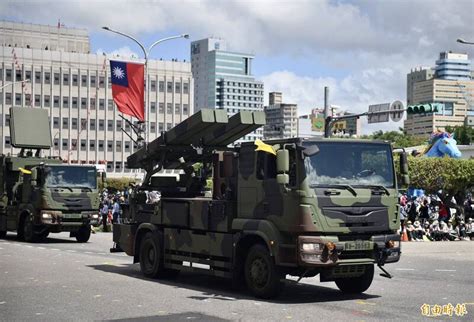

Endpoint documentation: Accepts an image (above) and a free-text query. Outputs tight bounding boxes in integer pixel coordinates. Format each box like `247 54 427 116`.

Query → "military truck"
0 107 100 243
112 109 409 298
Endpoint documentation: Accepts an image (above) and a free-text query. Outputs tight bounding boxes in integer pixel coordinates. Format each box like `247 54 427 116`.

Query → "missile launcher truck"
113 108 409 298
0 107 100 243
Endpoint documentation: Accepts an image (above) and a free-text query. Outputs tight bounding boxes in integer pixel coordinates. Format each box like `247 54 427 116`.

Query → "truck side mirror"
276 149 289 173
303 145 319 157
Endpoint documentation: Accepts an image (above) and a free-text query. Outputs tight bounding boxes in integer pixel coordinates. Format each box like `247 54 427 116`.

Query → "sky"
1 0 473 134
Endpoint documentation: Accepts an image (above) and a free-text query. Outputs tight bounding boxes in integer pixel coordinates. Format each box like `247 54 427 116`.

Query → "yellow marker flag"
254 139 276 155
18 167 32 175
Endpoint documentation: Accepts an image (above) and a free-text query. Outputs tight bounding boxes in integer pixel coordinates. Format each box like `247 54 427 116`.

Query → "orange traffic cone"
401 229 409 242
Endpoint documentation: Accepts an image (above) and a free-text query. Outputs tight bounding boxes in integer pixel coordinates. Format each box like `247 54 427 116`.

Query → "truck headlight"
301 243 324 252
386 240 400 249
42 213 52 219
91 214 99 219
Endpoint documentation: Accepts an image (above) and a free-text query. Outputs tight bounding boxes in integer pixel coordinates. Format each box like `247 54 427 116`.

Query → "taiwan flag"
110 60 145 121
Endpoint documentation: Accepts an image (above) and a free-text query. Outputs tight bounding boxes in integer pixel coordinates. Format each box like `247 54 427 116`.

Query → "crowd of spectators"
399 193 474 242
98 187 129 231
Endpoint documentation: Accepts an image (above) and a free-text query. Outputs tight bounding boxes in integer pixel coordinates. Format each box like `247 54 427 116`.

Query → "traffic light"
407 103 443 114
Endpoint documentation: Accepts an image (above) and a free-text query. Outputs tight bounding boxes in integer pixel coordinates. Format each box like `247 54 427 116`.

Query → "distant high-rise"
264 92 297 139
404 51 473 137
190 37 264 141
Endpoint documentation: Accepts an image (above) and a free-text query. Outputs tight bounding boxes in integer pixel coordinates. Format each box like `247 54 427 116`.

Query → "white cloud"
96 46 140 59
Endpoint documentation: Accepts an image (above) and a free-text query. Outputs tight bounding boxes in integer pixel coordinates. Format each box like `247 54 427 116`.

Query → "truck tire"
139 232 164 278
76 226 91 243
335 264 374 294
244 244 283 299
22 214 37 243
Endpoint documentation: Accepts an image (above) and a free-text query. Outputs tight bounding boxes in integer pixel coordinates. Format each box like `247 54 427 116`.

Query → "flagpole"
102 27 189 148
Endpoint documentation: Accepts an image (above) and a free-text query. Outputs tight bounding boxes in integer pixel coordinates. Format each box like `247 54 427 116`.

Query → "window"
72 74 78 86
25 94 31 106
35 71 41 83
99 98 105 110
80 118 87 130
35 94 41 107
183 104 189 115
115 161 122 171
44 95 51 107
90 119 96 131
44 72 51 84
71 139 77 151
150 80 156 91
159 123 164 132
81 75 87 87
53 138 59 150
167 103 172 114
107 120 113 131
107 140 113 152
71 118 78 130
116 141 122 152
53 117 59 129
89 140 95 151
150 122 156 133
81 97 87 109
63 96 69 108
99 76 105 88
183 82 189 94
16 70 22 81
62 117 69 129
81 139 87 151
125 141 131 152
90 75 96 88
159 81 164 92
98 140 104 151
5 136 11 148
159 103 164 113
175 104 180 114
72 97 78 108
62 139 68 149
99 119 105 131
108 77 111 88
6 69 12 81
167 122 172 130
90 98 96 109
116 120 122 131
63 73 69 85
108 99 114 111
175 82 181 93
15 93 21 106
150 102 156 113
5 114 10 127
54 73 60 85
5 93 12 105
54 96 60 108
167 81 172 93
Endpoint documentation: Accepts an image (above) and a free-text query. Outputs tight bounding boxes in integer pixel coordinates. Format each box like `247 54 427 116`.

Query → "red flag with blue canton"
110 60 145 121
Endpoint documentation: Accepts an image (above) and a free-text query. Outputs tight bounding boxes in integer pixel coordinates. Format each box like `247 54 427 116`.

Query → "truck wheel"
244 244 283 299
76 226 91 243
23 214 37 243
335 264 374 294
139 232 164 278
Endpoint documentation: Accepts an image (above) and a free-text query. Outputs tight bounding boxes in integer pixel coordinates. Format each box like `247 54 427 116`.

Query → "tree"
445 125 474 145
363 130 425 148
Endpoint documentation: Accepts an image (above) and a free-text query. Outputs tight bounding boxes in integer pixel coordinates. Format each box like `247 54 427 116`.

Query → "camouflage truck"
113 109 409 298
0 107 100 243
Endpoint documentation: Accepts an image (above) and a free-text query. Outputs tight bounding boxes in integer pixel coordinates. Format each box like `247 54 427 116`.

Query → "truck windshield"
303 142 395 188
44 166 97 189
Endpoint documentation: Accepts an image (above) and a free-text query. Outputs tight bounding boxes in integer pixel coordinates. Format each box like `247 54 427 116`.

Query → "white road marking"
395 268 415 271
38 247 45 249
84 251 93 254
51 248 60 251
435 269 456 272
0 301 6 304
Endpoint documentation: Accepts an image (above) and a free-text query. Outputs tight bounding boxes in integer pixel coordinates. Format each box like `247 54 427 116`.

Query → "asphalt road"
1 232 473 321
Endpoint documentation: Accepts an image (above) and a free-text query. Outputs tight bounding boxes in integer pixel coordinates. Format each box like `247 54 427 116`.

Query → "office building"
404 51 473 137
190 37 264 141
263 92 297 139
0 21 193 175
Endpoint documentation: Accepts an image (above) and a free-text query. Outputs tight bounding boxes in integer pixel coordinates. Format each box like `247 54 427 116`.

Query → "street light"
457 38 474 45
102 26 189 144
0 79 30 90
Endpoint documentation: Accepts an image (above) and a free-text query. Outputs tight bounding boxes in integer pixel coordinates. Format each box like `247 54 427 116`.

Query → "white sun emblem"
113 66 125 79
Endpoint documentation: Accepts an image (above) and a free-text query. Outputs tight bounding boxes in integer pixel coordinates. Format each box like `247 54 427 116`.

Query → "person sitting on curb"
413 221 424 241
423 222 433 241
406 221 416 241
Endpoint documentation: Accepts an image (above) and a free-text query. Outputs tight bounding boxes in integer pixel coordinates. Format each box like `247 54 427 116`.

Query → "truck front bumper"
297 233 401 267
37 211 100 232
